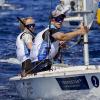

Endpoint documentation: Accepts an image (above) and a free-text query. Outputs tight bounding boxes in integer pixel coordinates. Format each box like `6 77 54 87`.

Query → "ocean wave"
0 12 10 16
0 58 20 64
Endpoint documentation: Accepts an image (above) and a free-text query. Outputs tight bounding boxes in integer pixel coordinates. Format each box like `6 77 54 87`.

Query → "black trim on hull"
56 76 89 90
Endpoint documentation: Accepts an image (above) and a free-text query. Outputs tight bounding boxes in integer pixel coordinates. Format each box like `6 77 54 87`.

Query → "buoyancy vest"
30 26 60 62
16 32 31 63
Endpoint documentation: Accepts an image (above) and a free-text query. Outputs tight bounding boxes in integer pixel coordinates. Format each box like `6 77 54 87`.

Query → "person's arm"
22 33 33 50
52 26 88 41
27 42 33 50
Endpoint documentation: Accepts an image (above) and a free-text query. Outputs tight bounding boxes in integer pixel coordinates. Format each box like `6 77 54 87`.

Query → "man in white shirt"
30 14 88 73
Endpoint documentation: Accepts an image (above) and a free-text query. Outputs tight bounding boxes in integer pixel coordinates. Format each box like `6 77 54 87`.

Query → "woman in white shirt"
16 17 35 77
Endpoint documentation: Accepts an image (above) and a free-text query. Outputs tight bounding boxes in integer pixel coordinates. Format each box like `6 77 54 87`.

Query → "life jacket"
16 32 31 63
30 26 60 62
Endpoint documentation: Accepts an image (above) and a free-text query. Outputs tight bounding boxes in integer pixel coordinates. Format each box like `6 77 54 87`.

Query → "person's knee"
22 59 32 72
44 59 52 70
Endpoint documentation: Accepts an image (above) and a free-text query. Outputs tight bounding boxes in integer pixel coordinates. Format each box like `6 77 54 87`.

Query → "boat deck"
10 64 100 81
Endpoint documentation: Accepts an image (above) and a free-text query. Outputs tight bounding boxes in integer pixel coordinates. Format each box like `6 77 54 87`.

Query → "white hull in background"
10 65 100 100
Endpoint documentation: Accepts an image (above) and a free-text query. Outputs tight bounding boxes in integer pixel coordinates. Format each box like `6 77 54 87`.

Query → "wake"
0 58 20 64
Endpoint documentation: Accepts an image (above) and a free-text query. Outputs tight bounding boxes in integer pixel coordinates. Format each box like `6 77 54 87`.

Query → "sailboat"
0 0 15 9
10 0 100 99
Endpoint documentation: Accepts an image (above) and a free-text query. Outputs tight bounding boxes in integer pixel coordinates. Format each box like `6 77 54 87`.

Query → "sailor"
70 1 76 11
30 14 88 73
69 0 80 25
16 17 35 76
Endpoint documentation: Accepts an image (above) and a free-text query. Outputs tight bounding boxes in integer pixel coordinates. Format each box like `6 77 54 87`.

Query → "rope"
66 36 83 50
48 0 53 62
17 17 35 39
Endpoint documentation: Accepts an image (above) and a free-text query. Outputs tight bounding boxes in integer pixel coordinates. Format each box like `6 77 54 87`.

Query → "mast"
83 0 89 66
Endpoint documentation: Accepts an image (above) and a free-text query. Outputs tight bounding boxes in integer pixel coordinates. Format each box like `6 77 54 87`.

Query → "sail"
58 0 98 27
83 0 98 27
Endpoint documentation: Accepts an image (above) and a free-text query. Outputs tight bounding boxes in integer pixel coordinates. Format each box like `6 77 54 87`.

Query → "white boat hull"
10 65 100 99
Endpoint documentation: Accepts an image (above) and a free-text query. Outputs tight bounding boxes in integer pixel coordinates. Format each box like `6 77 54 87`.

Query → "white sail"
61 0 98 28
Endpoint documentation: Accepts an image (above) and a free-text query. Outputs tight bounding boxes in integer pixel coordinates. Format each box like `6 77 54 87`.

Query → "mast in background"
83 0 89 66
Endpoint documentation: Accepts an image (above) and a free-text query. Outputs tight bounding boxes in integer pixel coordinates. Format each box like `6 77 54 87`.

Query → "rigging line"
17 17 35 39
65 36 83 50
24 59 48 76
49 0 53 30
47 0 52 60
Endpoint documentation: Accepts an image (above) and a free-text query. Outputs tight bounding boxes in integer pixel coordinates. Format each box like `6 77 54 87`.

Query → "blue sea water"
0 0 100 100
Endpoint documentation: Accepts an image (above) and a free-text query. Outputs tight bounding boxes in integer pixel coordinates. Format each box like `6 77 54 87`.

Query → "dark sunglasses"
55 17 64 23
26 24 35 28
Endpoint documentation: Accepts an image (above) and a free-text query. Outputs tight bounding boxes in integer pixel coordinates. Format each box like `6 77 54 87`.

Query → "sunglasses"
26 24 35 28
55 17 64 23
